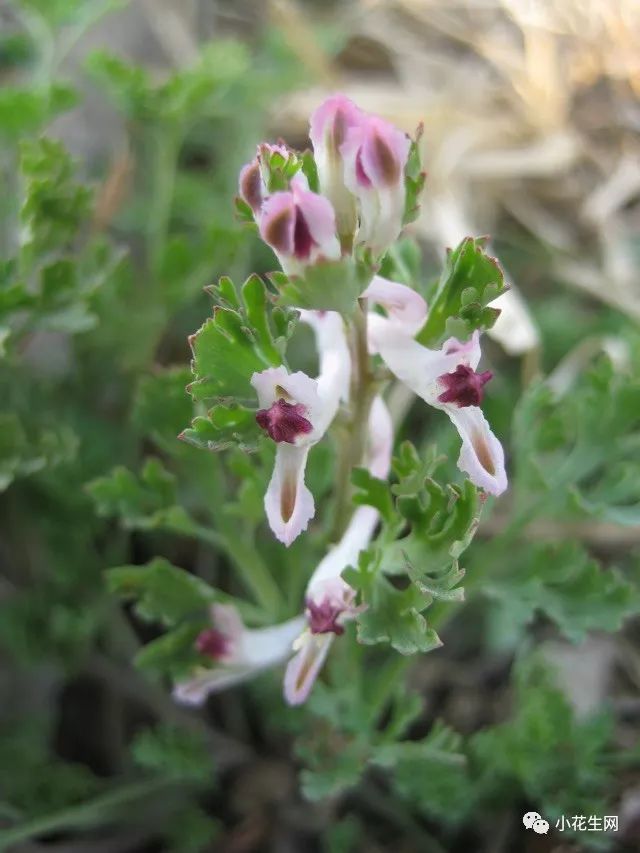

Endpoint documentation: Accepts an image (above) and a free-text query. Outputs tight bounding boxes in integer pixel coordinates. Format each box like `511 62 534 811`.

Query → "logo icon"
523 812 550 834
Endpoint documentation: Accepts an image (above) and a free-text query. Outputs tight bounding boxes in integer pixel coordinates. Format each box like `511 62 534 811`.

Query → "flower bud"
309 95 363 248
341 114 411 256
259 176 340 276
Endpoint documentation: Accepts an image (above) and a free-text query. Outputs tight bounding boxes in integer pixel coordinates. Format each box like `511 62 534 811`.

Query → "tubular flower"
173 604 305 705
258 175 340 276
340 113 411 256
364 276 507 496
283 395 393 705
309 94 363 245
251 311 350 546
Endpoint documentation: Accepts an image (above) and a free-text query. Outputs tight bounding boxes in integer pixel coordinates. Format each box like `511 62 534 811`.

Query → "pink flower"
258 176 340 276
364 276 507 496
341 114 410 255
309 94 364 243
310 95 411 256
173 604 304 705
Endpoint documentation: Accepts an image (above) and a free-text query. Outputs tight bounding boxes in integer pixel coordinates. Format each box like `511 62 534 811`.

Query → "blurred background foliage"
0 0 639 851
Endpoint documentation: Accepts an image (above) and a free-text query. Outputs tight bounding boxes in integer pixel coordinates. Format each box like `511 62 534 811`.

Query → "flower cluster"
176 95 507 708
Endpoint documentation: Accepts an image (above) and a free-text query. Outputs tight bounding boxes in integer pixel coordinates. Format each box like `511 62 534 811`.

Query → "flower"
283 395 393 705
258 175 340 276
364 276 507 495
309 94 363 244
341 113 410 256
310 94 411 256
238 142 296 217
173 604 305 705
251 311 350 546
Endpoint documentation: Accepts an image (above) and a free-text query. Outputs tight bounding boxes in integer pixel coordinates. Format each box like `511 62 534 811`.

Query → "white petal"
363 276 427 337
174 615 305 706
367 395 393 480
265 443 315 546
488 285 540 356
242 616 307 668
298 309 351 410
283 632 334 706
173 665 256 705
209 603 244 649
251 367 322 441
446 405 507 495
367 316 461 402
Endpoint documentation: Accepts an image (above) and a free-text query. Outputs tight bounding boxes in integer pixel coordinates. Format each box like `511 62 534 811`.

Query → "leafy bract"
182 275 297 451
416 237 507 347
272 256 370 315
345 442 479 653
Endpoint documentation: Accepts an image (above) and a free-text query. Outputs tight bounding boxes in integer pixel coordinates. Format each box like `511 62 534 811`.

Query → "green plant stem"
331 299 377 539
147 128 180 277
189 521 282 618
0 777 175 849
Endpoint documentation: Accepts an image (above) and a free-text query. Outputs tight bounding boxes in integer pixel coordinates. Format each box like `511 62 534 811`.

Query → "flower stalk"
331 297 379 539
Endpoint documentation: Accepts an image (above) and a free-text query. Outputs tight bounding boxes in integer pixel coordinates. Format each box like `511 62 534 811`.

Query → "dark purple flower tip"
306 598 346 635
437 364 493 407
293 207 314 259
195 627 230 660
256 398 313 444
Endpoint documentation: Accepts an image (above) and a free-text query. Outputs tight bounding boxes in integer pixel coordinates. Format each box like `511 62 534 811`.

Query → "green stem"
188 521 282 618
0 777 175 849
331 299 377 539
147 128 180 277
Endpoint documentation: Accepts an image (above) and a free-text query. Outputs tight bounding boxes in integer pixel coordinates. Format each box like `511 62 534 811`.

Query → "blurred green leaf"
107 557 215 627
485 542 638 643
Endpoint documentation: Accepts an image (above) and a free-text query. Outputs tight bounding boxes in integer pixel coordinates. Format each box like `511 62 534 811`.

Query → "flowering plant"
162 94 508 708
3 8 640 846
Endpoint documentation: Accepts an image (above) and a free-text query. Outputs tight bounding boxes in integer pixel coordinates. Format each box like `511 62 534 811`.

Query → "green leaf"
471 655 615 822
274 256 368 314
133 367 193 453
164 803 220 853
383 443 480 583
344 550 441 655
87 458 198 536
513 356 640 526
485 542 638 643
0 84 78 139
415 237 506 347
131 724 214 783
385 722 472 823
179 403 257 452
351 466 394 523
107 557 215 627
0 413 77 492
188 274 292 402
133 623 204 680
402 124 426 226
20 138 92 256
88 41 248 124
